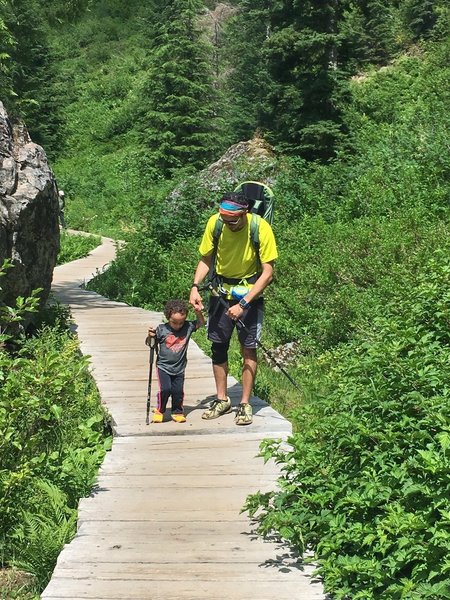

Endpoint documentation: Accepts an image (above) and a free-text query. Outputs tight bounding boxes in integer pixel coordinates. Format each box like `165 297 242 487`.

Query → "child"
147 299 205 423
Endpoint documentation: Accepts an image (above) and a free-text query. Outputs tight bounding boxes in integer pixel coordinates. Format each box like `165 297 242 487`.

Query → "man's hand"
190 257 211 312
227 303 245 321
189 287 204 312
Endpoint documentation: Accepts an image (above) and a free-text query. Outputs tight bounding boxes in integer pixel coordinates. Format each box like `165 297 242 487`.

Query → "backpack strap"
213 215 224 248
208 216 224 285
250 214 261 273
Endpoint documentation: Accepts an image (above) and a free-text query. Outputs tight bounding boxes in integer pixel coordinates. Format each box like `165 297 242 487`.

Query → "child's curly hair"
164 299 188 320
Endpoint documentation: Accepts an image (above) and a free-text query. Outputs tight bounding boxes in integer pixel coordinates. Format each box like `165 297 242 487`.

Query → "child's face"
168 311 187 331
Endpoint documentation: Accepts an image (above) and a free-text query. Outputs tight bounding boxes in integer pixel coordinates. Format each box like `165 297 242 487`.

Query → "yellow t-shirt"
199 213 278 280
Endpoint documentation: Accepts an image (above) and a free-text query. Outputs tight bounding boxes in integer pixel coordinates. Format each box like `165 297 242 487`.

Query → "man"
189 192 278 425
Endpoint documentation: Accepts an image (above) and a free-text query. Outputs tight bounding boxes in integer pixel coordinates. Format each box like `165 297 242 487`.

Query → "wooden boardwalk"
41 237 325 600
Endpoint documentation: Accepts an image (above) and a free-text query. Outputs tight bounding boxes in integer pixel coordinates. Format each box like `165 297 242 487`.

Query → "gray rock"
199 134 276 191
0 102 59 313
263 341 301 370
168 134 277 211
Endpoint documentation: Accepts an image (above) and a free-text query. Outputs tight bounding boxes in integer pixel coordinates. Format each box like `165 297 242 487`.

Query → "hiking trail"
41 235 326 600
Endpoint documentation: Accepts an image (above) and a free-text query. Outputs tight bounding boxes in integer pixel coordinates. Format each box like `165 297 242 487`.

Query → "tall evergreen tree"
2 1 49 132
263 0 345 160
221 0 272 143
1 0 67 152
0 0 15 103
401 0 438 40
348 0 401 64
140 0 221 176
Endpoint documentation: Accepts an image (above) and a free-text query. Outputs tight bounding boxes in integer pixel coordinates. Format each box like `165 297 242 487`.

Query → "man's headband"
218 193 249 217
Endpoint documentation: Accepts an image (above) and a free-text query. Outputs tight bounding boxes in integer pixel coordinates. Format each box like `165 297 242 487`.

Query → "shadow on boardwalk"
42 236 326 600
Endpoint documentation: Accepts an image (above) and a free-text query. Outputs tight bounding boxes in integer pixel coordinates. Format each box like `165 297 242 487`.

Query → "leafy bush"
86 231 199 309
56 146 150 237
0 303 112 591
246 249 450 599
11 481 77 588
267 209 450 351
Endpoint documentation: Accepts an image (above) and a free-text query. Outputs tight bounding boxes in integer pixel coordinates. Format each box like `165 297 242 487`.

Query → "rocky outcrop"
202 135 276 188
0 102 59 312
168 133 277 213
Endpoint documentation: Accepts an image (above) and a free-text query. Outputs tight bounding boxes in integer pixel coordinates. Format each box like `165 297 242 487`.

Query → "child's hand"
145 327 156 346
194 307 206 326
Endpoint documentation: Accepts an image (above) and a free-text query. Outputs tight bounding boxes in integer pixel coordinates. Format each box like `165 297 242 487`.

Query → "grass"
0 569 38 600
56 231 102 265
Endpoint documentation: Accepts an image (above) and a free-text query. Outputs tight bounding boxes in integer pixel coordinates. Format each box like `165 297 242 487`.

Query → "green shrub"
267 209 450 352
87 228 202 310
0 304 112 591
11 481 77 589
246 249 450 599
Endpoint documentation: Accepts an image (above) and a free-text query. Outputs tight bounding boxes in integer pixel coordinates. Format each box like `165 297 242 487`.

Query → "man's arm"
189 255 212 311
243 261 274 303
226 261 274 321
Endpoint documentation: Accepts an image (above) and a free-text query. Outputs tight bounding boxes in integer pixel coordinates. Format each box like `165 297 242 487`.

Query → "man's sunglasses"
222 215 242 226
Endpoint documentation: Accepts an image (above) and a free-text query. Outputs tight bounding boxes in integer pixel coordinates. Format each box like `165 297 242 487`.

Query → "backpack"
210 182 275 283
233 181 274 225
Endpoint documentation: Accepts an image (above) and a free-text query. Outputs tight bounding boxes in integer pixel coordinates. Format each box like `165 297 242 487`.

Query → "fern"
10 480 77 589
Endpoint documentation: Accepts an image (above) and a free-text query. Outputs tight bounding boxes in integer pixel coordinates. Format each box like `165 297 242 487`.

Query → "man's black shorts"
207 297 264 348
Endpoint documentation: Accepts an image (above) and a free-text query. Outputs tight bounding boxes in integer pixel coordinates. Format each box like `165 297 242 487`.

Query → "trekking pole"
145 335 156 425
200 282 302 393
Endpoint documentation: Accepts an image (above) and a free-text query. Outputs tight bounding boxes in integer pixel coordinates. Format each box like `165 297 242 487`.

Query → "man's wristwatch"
239 298 250 309
191 283 199 289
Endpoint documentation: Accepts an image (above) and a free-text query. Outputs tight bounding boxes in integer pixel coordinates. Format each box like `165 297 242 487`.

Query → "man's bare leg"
241 347 257 404
213 362 228 400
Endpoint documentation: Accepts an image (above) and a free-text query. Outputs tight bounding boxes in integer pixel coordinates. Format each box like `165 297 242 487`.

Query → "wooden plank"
89 474 278 489
76 520 270 538
77 487 266 514
78 510 247 524
43 577 324 600
53 536 300 564
46 561 310 581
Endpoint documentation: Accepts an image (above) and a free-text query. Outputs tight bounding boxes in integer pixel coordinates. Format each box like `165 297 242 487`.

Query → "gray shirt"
155 320 198 376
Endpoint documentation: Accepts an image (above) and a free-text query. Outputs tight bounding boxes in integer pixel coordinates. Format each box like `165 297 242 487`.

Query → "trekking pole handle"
199 281 227 298
145 333 156 349
198 281 214 293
